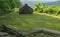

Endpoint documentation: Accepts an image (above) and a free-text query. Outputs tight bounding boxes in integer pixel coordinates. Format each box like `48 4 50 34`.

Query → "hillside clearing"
0 13 60 32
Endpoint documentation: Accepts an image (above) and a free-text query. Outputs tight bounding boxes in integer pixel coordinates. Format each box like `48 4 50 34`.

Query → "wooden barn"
19 4 33 14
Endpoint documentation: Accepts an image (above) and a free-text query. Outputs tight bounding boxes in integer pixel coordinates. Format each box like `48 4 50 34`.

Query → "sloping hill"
0 13 60 32
22 1 60 7
46 1 60 6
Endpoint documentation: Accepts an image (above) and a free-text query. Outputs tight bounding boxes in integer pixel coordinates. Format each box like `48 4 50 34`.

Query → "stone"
0 32 9 37
19 4 33 14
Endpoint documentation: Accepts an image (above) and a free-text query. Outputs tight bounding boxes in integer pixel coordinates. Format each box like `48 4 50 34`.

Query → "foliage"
34 2 60 15
0 0 22 16
33 2 45 13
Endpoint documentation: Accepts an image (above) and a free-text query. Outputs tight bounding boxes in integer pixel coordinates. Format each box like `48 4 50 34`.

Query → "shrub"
43 8 49 13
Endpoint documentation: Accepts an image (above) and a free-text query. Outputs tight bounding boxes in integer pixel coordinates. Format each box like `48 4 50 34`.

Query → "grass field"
0 12 60 37
0 12 60 32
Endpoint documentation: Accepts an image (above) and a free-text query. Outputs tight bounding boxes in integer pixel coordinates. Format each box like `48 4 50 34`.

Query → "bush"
43 7 51 13
56 10 60 15
34 2 60 15
48 8 55 14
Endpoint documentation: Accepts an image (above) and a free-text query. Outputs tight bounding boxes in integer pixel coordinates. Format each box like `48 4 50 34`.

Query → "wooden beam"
0 25 24 37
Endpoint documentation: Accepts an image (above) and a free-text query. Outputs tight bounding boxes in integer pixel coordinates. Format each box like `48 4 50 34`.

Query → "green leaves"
34 2 45 13
0 0 22 16
34 2 60 15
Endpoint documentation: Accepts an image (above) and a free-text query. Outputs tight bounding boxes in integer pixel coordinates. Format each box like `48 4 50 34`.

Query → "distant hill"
22 1 38 7
22 1 60 7
46 1 60 6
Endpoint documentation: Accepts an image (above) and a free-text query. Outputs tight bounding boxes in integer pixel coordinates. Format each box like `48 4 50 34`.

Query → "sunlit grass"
35 12 60 19
0 12 60 32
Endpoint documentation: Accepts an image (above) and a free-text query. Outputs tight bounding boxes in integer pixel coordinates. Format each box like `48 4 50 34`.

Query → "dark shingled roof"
19 4 33 14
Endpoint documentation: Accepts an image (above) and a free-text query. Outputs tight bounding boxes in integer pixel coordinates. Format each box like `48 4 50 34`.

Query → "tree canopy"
0 0 22 16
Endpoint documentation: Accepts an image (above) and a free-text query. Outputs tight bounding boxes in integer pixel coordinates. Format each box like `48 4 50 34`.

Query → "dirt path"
36 13 60 19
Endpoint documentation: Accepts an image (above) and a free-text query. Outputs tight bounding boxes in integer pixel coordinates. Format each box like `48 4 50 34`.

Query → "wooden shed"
19 4 33 14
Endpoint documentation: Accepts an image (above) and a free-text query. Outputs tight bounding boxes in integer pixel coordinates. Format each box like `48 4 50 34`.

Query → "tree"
34 2 45 13
0 0 22 16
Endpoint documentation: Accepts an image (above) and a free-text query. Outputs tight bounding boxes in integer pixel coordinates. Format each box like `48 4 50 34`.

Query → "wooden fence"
0 25 60 37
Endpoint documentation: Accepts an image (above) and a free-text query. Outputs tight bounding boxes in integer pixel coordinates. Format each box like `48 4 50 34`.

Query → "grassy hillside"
0 13 60 32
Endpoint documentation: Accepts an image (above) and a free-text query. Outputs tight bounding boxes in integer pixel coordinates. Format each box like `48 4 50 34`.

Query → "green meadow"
0 13 60 32
0 0 60 37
